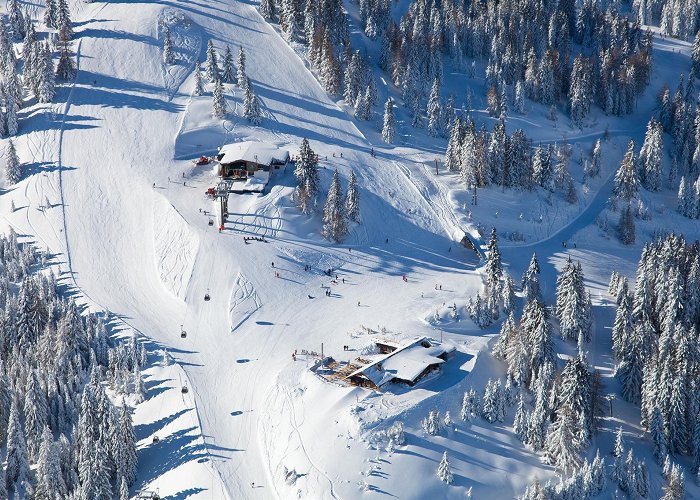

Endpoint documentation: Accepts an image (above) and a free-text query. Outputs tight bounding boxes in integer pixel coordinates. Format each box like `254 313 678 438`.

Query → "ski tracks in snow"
228 272 261 333
159 9 202 101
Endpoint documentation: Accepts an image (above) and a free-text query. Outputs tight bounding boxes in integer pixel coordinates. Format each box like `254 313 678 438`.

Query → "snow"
4 0 700 497
345 337 455 388
218 140 289 168
152 196 199 300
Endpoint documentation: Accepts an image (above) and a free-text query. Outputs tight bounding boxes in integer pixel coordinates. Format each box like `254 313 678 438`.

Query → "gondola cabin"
216 141 290 180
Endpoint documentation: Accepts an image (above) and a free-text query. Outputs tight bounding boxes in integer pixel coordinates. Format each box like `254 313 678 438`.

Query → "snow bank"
152 196 199 300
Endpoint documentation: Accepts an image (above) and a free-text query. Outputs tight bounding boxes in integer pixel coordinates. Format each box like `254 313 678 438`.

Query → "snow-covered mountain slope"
4 0 700 497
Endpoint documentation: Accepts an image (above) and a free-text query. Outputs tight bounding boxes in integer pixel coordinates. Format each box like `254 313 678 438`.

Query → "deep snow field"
2 0 700 498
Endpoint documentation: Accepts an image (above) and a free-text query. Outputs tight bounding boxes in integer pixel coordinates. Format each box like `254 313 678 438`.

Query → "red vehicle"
193 156 209 166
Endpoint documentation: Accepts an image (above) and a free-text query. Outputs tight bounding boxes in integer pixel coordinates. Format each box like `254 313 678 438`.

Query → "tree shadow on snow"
135 408 192 440
135 426 211 488
163 487 207 500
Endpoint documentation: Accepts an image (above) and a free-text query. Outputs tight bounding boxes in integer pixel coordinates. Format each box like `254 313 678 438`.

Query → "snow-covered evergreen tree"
243 78 262 125
618 203 636 245
236 46 246 87
460 389 480 422
6 398 30 492
5 140 21 184
485 228 503 299
193 60 204 96
37 42 55 103
638 118 663 191
381 97 395 144
205 40 220 82
221 45 234 83
55 27 76 80
114 400 137 487
55 0 72 39
345 170 360 223
294 138 319 199
35 426 66 499
427 78 442 137
436 450 453 484
44 0 57 28
614 141 640 201
545 408 582 475
212 78 226 118
555 258 591 343
323 170 348 243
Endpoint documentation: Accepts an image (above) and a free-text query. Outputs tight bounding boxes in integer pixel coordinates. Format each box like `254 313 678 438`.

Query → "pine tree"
650 407 668 464
618 203 636 245
8 0 25 40
55 27 75 80
193 60 204 96
662 464 685 500
37 42 55 103
162 25 175 65
555 258 591 343
545 408 582 475
24 370 48 461
205 40 220 82
6 398 30 491
119 476 129 500
501 274 515 314
422 410 441 435
427 78 442 137
44 0 57 28
259 0 275 21
638 118 663 191
436 450 453 484
236 45 246 86
614 141 640 201
323 170 348 243
243 78 262 125
114 400 137 487
522 253 542 303
294 138 319 193
212 79 226 118
55 0 72 39
345 170 360 223
460 389 479 422
221 45 234 83
381 97 395 144
514 394 527 441
5 140 21 184
485 228 503 299
692 32 700 78
35 426 66 499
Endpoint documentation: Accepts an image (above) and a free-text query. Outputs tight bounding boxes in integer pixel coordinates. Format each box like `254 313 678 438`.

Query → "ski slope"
3 0 699 497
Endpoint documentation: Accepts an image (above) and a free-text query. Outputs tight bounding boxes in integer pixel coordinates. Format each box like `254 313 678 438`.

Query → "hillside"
0 0 699 498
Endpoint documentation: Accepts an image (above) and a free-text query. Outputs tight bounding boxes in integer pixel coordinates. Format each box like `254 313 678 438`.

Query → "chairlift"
208 218 214 226
181 386 189 394
152 435 159 444
204 289 211 301
180 330 187 338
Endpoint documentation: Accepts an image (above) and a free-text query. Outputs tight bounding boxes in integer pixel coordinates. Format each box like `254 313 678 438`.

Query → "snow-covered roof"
345 337 455 388
218 141 289 166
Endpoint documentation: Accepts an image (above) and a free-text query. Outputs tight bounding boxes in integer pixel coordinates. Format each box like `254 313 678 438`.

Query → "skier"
272 262 275 267
357 301 360 307
152 182 156 188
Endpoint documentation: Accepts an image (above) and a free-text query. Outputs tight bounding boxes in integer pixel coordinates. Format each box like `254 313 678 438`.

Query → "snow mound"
229 272 261 332
158 9 202 99
152 196 199 300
